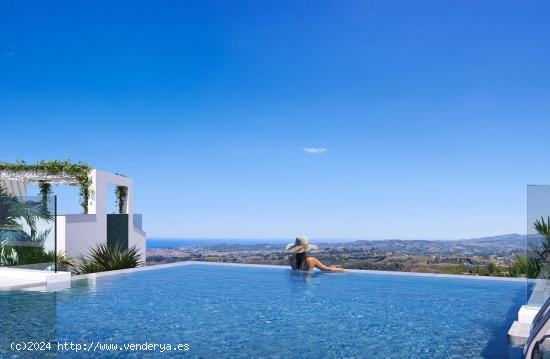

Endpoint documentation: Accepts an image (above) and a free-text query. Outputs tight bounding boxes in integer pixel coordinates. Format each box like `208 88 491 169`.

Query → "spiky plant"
72 255 99 274
47 250 75 271
508 254 541 278
72 243 143 274
531 216 550 264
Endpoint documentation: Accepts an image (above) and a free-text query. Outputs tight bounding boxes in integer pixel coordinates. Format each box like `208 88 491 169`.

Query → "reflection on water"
288 269 313 282
0 291 57 357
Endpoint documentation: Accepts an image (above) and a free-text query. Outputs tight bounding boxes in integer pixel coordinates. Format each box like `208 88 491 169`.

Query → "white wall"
130 227 147 262
57 215 102 258
57 169 147 262
58 215 146 262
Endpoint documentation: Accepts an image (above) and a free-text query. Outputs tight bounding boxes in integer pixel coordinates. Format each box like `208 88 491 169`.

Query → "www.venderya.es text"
10 341 190 353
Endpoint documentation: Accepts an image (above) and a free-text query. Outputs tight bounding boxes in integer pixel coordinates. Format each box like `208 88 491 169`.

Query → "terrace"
0 161 146 289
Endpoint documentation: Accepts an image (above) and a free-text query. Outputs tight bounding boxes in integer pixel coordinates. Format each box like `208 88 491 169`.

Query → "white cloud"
302 147 327 154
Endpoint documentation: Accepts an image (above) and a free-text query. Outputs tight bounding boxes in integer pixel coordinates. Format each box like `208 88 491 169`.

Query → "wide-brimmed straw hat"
285 235 318 253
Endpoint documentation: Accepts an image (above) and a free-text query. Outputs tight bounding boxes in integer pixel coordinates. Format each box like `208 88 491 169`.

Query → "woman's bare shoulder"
306 256 319 264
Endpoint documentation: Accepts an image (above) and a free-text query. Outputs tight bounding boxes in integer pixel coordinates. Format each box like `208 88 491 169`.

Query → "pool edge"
72 260 527 283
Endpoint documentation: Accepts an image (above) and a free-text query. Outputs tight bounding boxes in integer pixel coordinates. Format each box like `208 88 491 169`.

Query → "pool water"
1 263 526 358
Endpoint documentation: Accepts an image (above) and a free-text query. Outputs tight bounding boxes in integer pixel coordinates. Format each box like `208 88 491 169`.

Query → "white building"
56 169 146 261
0 165 146 286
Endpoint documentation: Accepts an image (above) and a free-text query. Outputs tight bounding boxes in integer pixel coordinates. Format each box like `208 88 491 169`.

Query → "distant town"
147 234 527 276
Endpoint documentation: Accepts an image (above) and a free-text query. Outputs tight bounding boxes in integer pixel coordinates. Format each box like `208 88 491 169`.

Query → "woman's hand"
309 257 349 272
329 265 348 272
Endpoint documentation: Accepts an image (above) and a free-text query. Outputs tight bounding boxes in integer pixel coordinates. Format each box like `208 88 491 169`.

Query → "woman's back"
286 235 347 272
289 252 309 270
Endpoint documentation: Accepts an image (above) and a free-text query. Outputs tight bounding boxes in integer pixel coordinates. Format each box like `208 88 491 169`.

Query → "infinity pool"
1 263 526 358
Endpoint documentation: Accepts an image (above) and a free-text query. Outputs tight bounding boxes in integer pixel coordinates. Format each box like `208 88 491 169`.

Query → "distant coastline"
146 234 528 277
147 234 527 249
147 238 289 248
147 238 356 248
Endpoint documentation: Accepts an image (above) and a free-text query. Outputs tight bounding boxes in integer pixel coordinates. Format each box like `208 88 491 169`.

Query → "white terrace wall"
130 219 146 261
56 215 100 258
57 169 146 261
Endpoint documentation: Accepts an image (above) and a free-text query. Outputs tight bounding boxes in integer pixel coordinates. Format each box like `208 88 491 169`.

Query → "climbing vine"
0 160 93 213
38 181 52 216
38 181 52 197
115 186 127 214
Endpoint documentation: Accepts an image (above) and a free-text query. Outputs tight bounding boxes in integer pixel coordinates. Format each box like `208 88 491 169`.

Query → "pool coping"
72 260 527 283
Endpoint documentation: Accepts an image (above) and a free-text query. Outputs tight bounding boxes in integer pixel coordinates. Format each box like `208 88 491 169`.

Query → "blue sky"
1 1 549 240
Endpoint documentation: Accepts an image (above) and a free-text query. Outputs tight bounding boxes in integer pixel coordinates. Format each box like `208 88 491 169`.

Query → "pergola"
0 160 129 215
0 170 81 185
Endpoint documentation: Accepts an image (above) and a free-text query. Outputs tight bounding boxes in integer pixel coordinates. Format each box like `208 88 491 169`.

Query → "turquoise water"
1 264 526 358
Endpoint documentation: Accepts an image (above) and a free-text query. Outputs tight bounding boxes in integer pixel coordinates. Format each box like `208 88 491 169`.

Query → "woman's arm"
308 257 348 272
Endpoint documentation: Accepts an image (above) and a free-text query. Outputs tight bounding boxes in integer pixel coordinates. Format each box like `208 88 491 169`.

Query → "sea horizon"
146 233 526 248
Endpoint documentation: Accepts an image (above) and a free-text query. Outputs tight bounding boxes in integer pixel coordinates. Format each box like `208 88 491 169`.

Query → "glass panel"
0 194 57 271
527 185 550 307
133 213 143 231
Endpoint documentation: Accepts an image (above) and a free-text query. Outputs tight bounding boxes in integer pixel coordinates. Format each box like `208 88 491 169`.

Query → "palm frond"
508 253 540 278
531 216 550 265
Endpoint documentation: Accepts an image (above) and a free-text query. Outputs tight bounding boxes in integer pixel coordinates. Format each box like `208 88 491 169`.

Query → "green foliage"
443 263 466 275
486 261 497 274
11 246 52 265
0 243 60 267
38 181 52 197
0 242 18 266
73 256 99 274
506 216 550 278
0 184 56 267
532 216 550 261
71 243 143 274
0 184 53 242
0 160 92 213
508 254 541 278
38 181 52 216
0 184 51 228
0 231 56 267
51 251 76 271
516 216 550 279
115 186 128 214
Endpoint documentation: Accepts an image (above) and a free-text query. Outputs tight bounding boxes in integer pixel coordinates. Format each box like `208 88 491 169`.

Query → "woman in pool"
286 235 347 272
